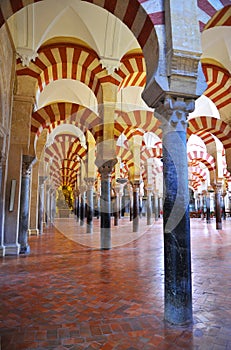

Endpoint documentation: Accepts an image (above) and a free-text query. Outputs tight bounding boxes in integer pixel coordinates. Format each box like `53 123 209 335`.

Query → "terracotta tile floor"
0 216 231 350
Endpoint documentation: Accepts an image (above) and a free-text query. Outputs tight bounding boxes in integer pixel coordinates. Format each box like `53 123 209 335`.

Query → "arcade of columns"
0 0 230 326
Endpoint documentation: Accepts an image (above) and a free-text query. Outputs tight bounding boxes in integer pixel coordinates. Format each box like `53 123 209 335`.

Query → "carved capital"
212 182 223 194
131 180 141 191
79 185 87 194
156 95 195 132
39 176 47 186
97 158 117 180
22 155 36 177
84 177 95 188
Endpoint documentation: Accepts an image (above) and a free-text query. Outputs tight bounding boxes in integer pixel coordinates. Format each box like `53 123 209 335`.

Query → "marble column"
206 192 211 224
28 162 39 235
131 181 140 233
221 191 226 220
50 188 56 224
38 176 47 234
114 180 127 226
96 193 100 219
146 188 153 225
45 184 51 227
79 185 86 227
129 185 133 222
114 186 120 226
75 191 80 222
153 192 159 221
85 178 95 234
214 183 222 230
156 96 194 325
98 159 117 250
18 155 35 254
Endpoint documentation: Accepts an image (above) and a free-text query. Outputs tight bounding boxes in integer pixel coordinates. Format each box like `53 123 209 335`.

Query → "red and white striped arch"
201 64 231 111
0 0 159 85
44 134 84 188
189 174 201 190
188 116 231 149
66 139 87 161
189 166 207 182
197 1 230 31
31 102 102 138
115 53 146 90
16 45 152 109
141 147 163 162
188 150 215 172
17 45 105 99
114 110 162 139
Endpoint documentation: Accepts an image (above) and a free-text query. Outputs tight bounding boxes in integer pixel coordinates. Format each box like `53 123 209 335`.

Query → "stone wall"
0 24 15 153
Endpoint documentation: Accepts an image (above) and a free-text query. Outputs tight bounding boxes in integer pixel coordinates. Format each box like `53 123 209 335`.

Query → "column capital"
39 176 47 185
22 155 36 176
79 184 87 194
131 180 141 190
97 158 117 180
212 182 223 193
84 177 95 188
146 185 154 193
155 95 195 132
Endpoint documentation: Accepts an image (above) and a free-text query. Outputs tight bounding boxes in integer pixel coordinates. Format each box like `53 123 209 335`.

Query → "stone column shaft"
214 184 222 230
85 178 95 234
18 155 35 254
80 191 86 227
206 193 211 224
97 159 117 250
132 182 140 233
147 190 153 225
38 177 46 234
157 96 193 325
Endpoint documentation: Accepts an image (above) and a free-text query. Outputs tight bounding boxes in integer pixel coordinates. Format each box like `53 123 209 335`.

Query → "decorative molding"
16 49 38 67
167 49 201 78
155 95 195 132
100 57 121 75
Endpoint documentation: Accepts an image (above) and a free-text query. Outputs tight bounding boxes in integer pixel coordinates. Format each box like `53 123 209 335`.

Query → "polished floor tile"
0 216 231 349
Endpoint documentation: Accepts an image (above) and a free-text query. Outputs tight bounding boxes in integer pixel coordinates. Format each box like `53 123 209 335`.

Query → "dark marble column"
146 188 153 225
18 155 35 254
38 176 47 234
156 96 194 325
206 192 211 224
153 192 159 221
221 191 226 220
79 186 86 227
45 184 51 227
75 191 80 222
214 183 222 229
129 185 133 222
114 180 126 225
50 188 56 224
97 159 117 250
114 190 119 226
131 181 140 233
85 178 95 233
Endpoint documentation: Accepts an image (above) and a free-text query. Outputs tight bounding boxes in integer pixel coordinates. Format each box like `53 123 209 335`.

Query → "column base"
28 228 39 236
5 244 20 256
0 245 5 256
20 244 30 255
86 225 93 234
216 222 222 230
